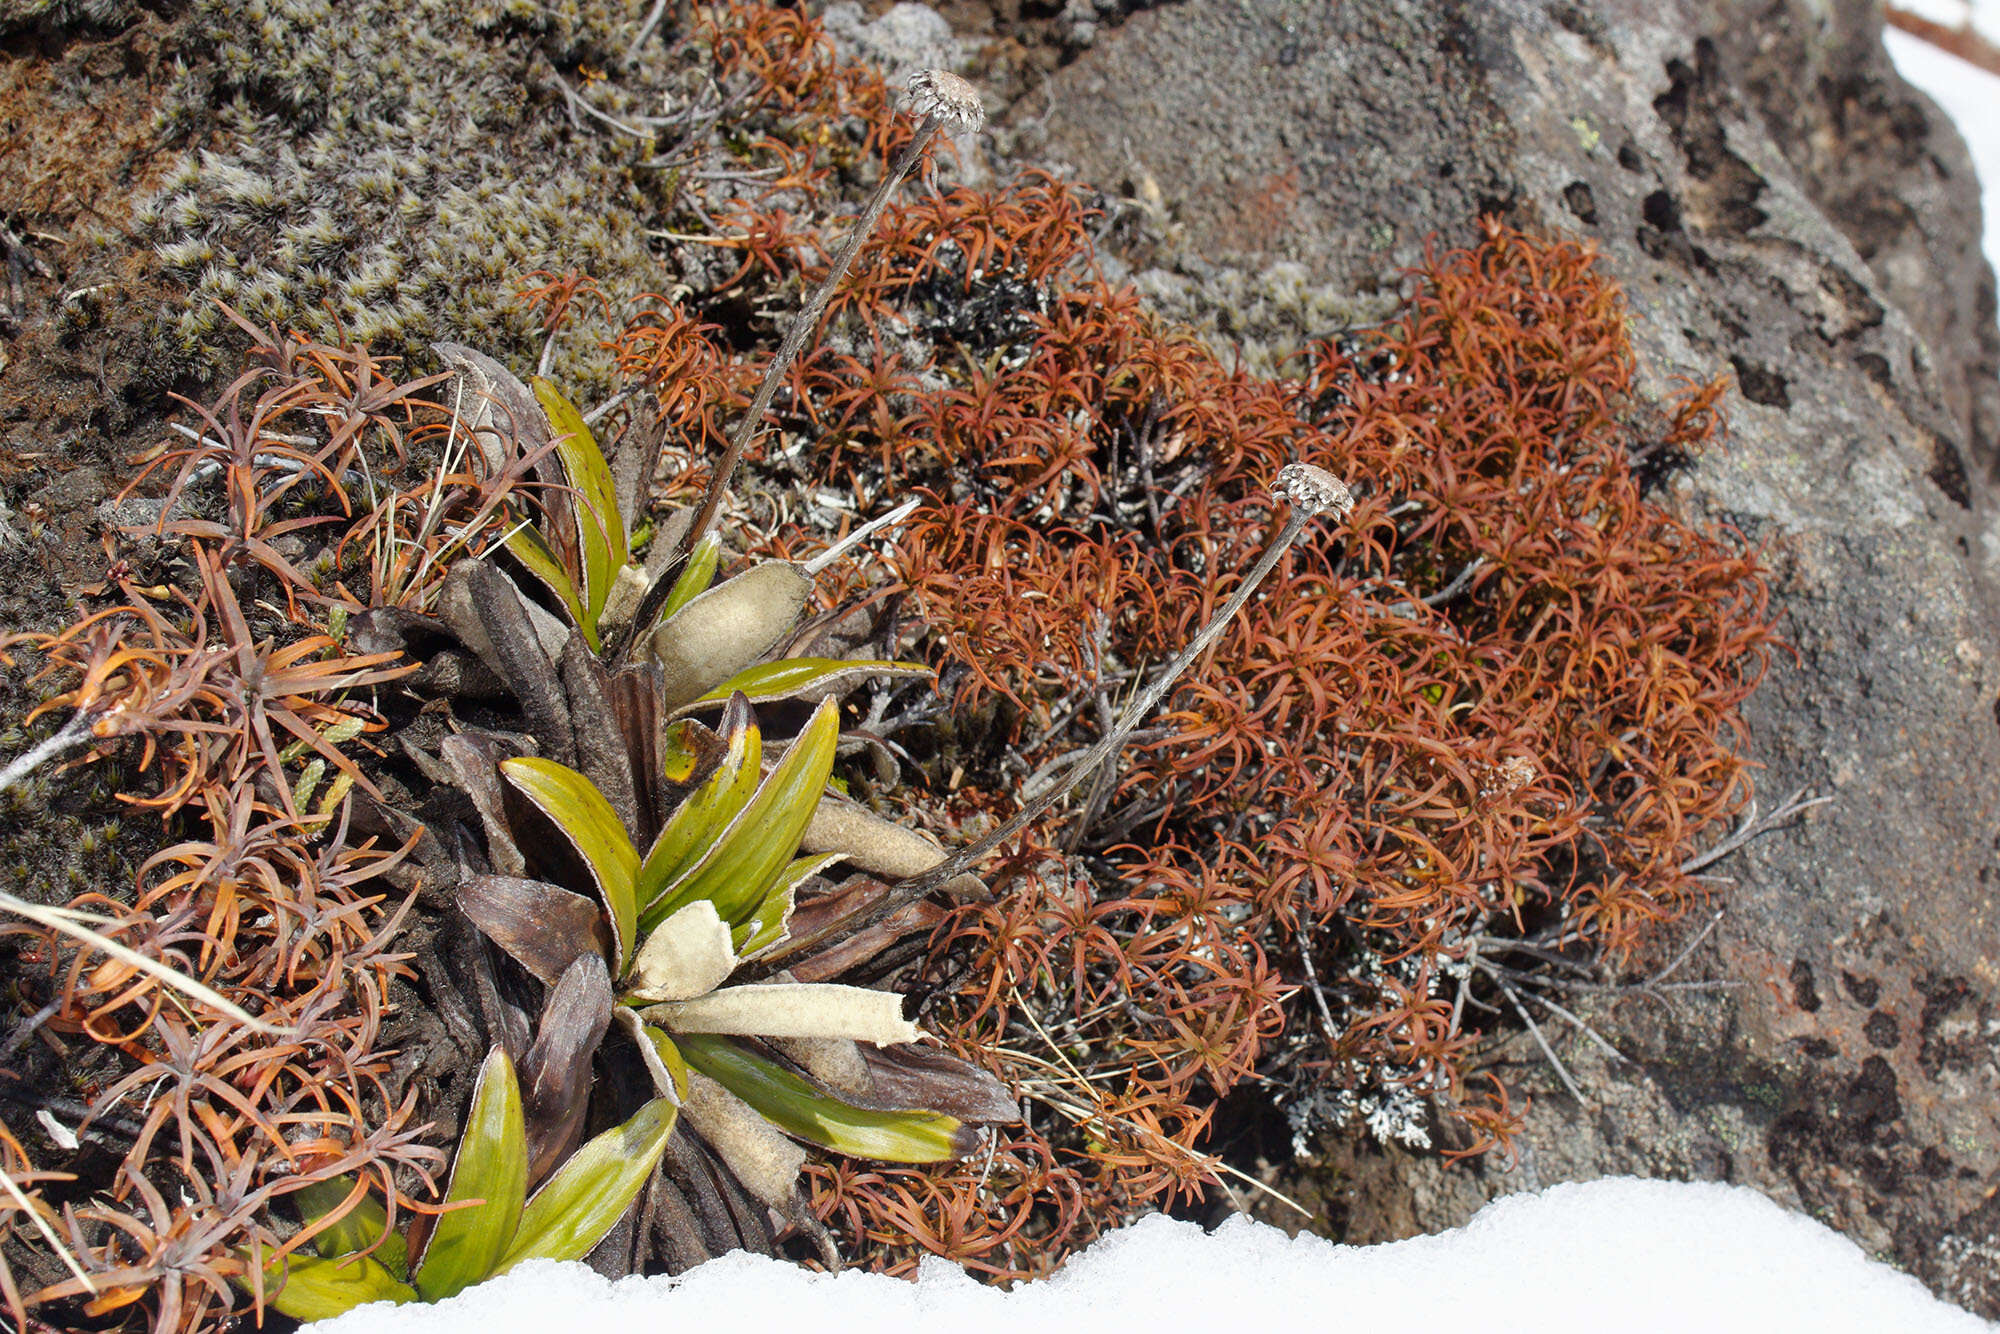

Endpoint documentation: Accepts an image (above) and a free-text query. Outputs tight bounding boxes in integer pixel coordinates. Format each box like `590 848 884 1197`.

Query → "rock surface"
990 0 2000 1313
5 0 2000 1315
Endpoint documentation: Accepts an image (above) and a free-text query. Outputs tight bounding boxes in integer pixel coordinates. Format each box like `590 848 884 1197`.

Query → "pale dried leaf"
643 982 918 1047
625 900 737 1003
645 562 811 708
681 1071 806 1210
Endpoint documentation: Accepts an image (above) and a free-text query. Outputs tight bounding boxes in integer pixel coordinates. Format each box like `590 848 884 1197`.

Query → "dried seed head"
1274 463 1354 519
904 69 985 135
1479 755 1538 799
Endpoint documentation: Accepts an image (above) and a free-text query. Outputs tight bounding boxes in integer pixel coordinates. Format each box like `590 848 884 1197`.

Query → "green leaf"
412 1048 527 1302
291 758 327 814
323 715 367 746
496 1098 678 1272
292 1176 408 1281
257 1251 418 1322
503 523 597 651
657 530 722 625
501 758 640 970
636 699 761 927
533 377 627 629
657 717 722 785
676 1034 972 1163
734 852 840 959
694 658 933 708
609 1006 689 1103
639 1021 691 1102
648 698 839 929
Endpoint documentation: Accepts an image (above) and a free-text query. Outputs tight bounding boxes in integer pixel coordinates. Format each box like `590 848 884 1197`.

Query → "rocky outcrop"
5 0 1998 1314
988 0 2000 1313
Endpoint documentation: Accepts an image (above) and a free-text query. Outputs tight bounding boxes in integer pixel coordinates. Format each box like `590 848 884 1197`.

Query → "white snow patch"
302 1178 1993 1334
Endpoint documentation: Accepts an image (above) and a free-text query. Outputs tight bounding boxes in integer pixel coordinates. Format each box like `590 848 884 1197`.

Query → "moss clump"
134 0 685 391
1127 257 1401 378
0 0 144 36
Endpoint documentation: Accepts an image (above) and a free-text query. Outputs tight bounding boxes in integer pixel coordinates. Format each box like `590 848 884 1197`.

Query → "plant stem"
619 116 943 660
0 714 92 801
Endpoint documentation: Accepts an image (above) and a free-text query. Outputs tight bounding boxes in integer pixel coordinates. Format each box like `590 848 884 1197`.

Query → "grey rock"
1004 0 2000 1313
96 496 179 531
819 2 969 82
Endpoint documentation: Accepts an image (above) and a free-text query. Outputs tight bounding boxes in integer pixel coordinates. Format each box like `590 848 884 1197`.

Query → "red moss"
618 2 1776 1277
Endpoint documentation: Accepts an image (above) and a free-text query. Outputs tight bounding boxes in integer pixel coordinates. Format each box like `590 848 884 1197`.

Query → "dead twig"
1679 786 1830 875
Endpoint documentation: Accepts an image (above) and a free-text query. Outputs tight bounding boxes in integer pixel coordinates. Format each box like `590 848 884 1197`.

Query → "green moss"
135 0 686 391
1130 259 1399 378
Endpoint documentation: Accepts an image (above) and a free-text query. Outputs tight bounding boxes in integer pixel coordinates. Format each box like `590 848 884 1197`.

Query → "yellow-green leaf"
317 770 356 818
609 1005 689 1103
533 377 626 628
292 758 327 812
648 698 839 929
657 718 715 785
636 701 760 926
495 1098 678 1273
412 1048 527 1302
639 1022 691 1102
501 757 640 970
257 1251 417 1322
323 715 367 746
676 1034 972 1163
657 530 722 625
292 1176 408 1281
503 523 597 651
734 852 840 959
694 658 933 708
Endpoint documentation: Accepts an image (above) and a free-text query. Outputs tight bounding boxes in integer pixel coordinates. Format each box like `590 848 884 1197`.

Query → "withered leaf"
458 875 609 986
519 952 615 1187
855 1042 1021 1124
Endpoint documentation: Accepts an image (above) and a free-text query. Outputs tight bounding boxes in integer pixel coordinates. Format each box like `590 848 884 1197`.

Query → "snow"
303 1177 1992 1334
1883 25 2000 280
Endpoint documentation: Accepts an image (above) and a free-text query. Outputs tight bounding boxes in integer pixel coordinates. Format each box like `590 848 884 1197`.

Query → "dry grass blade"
0 892 281 1033
0 1162 95 1296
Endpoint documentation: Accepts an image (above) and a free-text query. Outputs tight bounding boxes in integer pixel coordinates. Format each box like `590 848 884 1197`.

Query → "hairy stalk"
0 1164 95 1296
0 714 95 801
0 892 280 1034
801 496 922 576
768 465 1354 964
